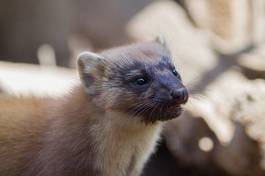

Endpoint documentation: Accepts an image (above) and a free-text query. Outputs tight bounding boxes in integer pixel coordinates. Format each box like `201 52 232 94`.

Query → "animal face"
78 42 188 123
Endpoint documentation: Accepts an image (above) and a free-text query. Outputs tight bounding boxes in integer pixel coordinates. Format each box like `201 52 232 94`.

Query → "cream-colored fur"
89 110 162 176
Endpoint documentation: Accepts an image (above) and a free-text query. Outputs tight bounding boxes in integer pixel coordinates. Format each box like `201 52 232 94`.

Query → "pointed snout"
156 74 189 105
169 87 188 105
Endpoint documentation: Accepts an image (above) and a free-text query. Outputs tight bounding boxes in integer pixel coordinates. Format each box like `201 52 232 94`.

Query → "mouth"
156 105 183 121
129 103 184 123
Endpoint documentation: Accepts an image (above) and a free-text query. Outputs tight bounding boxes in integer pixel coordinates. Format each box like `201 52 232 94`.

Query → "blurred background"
0 0 265 175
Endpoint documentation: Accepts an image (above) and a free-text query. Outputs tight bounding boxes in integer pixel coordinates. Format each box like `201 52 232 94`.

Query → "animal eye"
135 78 148 85
172 69 181 79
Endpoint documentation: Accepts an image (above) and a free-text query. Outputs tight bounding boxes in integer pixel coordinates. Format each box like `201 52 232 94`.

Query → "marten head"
77 38 188 123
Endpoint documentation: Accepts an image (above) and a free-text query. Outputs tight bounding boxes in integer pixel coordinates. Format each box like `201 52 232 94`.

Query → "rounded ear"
77 51 106 95
155 34 168 49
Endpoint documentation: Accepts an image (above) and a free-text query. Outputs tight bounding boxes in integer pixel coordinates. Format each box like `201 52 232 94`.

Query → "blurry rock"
186 69 265 175
216 122 263 176
230 86 265 173
179 0 210 29
163 113 220 168
143 136 228 176
187 70 263 142
184 0 250 53
126 0 218 88
0 61 77 96
238 45 265 79
251 0 265 45
184 0 265 53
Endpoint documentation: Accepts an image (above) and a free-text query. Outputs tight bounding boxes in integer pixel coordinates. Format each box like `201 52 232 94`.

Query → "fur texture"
0 41 188 176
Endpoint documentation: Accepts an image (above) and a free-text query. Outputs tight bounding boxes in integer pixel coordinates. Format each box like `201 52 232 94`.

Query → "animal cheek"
113 91 137 107
93 88 120 109
123 93 137 103
142 88 154 99
92 92 111 108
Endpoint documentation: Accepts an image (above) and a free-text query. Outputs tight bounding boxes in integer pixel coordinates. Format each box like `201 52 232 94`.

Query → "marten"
0 38 188 176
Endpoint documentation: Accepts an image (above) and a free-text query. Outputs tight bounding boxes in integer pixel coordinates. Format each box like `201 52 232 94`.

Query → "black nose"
170 88 188 104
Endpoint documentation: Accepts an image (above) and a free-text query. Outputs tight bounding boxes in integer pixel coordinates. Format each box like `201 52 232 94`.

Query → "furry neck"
53 85 162 176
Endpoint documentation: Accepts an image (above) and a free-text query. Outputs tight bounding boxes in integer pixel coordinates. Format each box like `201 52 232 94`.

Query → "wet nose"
170 87 188 104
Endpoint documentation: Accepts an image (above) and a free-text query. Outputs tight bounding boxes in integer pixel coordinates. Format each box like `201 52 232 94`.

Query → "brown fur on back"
0 95 49 176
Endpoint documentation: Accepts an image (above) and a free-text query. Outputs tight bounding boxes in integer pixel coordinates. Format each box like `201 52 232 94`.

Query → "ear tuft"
77 51 106 95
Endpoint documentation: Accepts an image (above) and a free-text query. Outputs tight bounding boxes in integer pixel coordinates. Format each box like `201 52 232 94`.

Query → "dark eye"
135 78 148 85
172 69 181 79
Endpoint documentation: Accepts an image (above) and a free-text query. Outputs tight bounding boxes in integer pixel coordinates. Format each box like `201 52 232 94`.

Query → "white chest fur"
90 111 162 176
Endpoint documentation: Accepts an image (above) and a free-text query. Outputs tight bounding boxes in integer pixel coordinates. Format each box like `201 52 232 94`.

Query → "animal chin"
136 105 183 124
155 105 183 121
